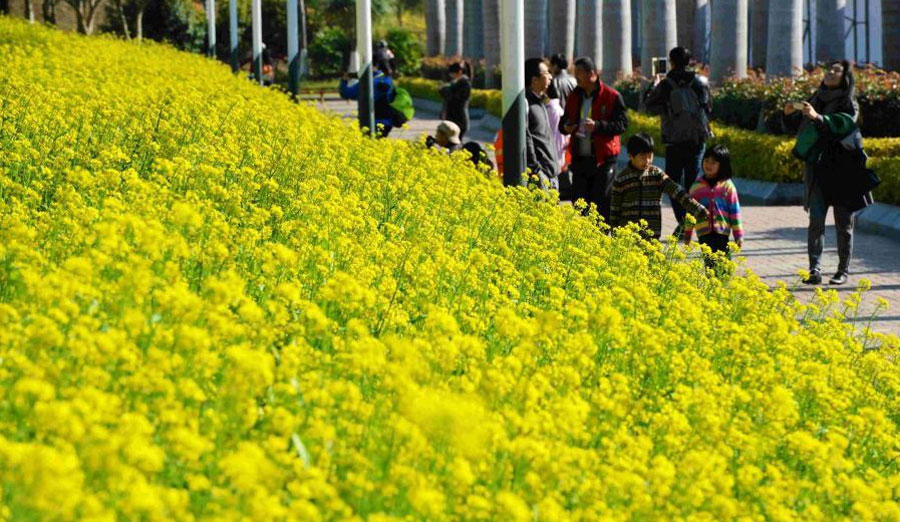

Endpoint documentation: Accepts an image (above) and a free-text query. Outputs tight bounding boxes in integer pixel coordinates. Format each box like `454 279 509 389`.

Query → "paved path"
318 97 899 336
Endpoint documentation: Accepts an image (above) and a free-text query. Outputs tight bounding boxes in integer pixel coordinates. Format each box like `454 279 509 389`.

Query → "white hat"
437 120 462 145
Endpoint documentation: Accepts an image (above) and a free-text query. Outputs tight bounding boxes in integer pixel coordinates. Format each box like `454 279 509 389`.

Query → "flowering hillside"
0 18 898 521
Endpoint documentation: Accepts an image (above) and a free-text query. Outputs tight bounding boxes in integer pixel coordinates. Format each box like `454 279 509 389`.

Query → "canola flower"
0 18 899 521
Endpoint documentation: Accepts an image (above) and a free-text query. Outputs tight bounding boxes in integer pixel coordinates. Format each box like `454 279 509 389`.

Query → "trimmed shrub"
616 66 900 138
383 28 423 77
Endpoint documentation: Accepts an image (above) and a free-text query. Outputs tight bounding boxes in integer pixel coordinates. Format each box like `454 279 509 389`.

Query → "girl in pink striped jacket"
684 145 744 257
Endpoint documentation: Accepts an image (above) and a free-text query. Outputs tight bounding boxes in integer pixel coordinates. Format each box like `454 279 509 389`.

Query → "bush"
383 28 423 77
617 66 900 138
869 157 900 206
308 26 351 77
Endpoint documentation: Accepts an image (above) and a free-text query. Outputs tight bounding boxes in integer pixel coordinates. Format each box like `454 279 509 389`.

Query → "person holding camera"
558 57 628 222
439 61 472 141
785 60 874 286
339 61 398 137
643 47 712 237
425 121 462 154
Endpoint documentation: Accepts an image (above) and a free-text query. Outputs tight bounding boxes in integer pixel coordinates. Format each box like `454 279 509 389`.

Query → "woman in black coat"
784 60 872 286
439 61 472 140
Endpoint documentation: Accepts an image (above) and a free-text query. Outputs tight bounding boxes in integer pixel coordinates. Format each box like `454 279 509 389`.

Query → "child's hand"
736 238 743 248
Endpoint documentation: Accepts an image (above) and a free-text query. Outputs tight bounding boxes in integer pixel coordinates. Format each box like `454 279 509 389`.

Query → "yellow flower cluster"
0 18 898 521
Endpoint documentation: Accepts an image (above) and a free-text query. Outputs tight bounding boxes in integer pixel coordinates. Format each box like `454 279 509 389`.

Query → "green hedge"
615 66 900 138
401 78 900 206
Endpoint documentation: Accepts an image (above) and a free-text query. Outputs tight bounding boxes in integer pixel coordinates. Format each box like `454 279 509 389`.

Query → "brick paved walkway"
319 97 899 336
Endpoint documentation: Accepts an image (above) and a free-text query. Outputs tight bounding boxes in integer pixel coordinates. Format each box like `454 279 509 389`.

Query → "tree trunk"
575 0 600 63
766 0 803 76
114 0 131 39
816 0 846 62
750 0 769 68
548 0 575 59
710 0 748 81
885 0 900 71
41 0 56 24
464 0 484 59
641 0 677 75
425 0 446 56
72 1 86 32
693 0 710 63
84 1 97 34
601 0 632 82
482 0 500 86
136 7 144 40
26 0 34 22
445 0 463 56
524 0 548 58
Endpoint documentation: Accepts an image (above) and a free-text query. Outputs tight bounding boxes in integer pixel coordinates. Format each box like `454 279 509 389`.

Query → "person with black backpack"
643 47 712 238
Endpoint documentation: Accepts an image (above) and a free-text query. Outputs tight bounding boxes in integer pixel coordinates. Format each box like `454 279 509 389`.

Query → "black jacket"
785 64 872 211
549 70 577 111
643 69 712 143
440 76 471 134
812 120 875 212
525 90 559 182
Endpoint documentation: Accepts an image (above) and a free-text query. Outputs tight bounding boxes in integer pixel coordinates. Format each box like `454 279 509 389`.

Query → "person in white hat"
426 120 462 153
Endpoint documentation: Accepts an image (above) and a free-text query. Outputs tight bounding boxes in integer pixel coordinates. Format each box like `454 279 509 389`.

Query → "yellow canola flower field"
1 18 899 521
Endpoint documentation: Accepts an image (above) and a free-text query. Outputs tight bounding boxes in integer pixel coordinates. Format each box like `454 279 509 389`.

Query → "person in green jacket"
784 60 869 286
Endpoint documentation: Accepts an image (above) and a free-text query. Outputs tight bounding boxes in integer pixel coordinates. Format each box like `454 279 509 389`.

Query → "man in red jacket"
559 57 629 222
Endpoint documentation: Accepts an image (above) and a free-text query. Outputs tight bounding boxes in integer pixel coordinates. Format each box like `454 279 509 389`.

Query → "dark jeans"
558 168 574 202
665 142 706 225
570 157 616 222
699 233 731 272
808 182 855 273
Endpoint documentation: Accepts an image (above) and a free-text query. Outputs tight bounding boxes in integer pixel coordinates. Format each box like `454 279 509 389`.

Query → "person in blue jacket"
340 61 398 137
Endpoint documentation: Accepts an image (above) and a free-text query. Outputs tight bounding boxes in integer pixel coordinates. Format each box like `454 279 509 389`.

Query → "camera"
651 57 668 76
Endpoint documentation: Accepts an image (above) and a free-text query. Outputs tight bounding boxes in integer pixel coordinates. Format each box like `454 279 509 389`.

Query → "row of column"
427 0 880 82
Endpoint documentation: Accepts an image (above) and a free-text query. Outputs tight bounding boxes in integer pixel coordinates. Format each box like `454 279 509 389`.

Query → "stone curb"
857 202 900 242
731 178 804 206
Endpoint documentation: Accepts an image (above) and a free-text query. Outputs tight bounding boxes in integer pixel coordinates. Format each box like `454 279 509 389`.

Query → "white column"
357 0 374 134
229 0 238 71
501 0 525 186
206 0 216 57
287 0 300 96
252 0 263 84
766 0 804 76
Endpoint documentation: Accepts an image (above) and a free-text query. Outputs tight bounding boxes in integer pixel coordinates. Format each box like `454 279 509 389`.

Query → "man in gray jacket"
525 58 559 191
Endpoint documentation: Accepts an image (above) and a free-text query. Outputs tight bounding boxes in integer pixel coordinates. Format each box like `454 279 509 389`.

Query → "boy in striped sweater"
684 144 744 256
610 133 708 239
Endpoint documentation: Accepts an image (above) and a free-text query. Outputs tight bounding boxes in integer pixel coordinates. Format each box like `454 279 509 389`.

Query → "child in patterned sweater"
684 144 744 256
